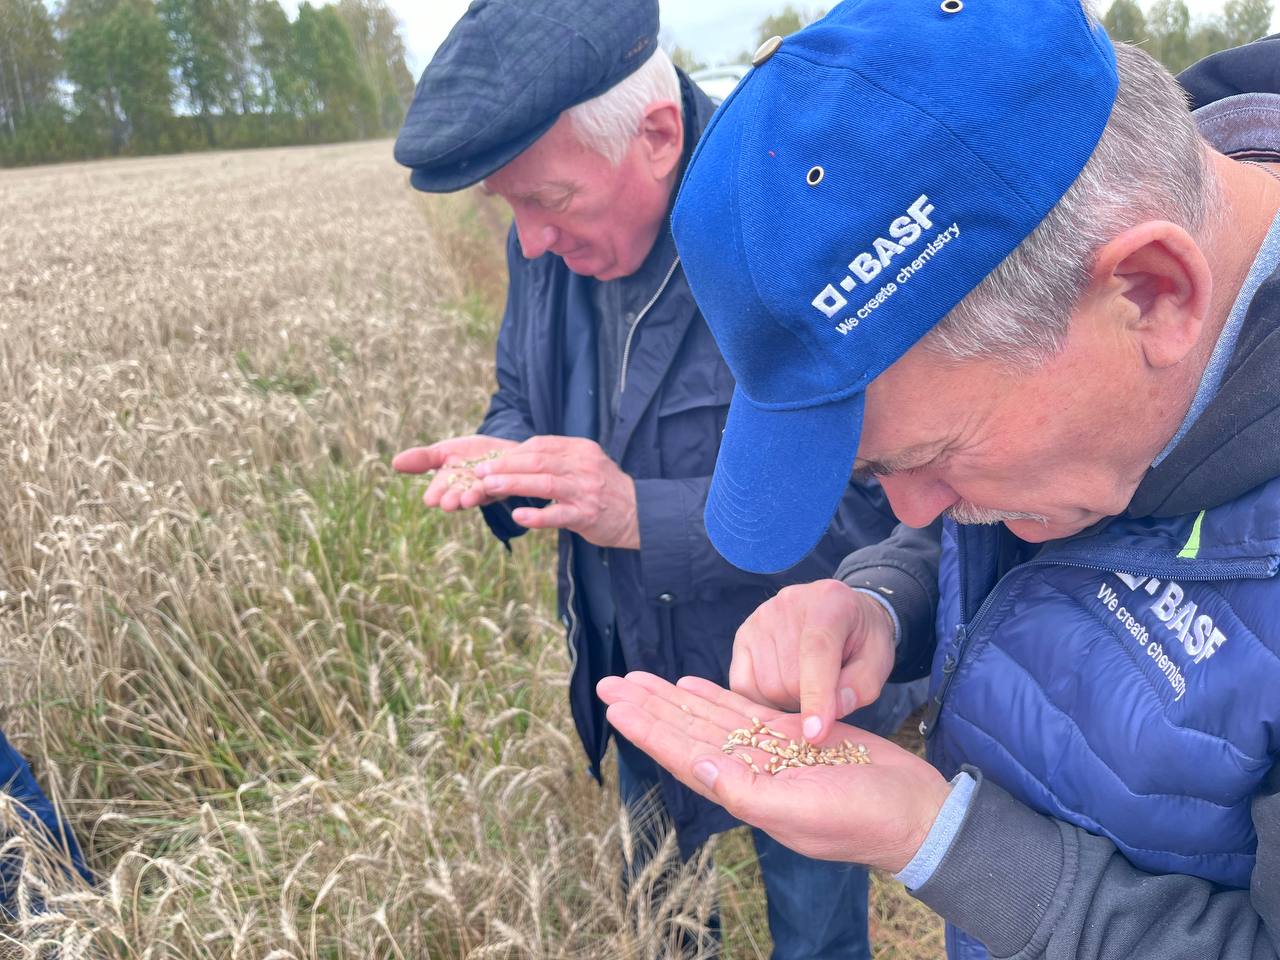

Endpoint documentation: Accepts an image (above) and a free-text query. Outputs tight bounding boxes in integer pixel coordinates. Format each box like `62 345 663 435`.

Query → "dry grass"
0 140 942 958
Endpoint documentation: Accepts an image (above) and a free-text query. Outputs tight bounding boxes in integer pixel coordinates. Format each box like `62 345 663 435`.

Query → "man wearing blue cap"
597 2 1280 958
390 1 926 955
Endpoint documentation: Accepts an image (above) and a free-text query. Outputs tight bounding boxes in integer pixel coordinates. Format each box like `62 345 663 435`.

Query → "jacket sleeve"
836 520 942 683
912 766 1280 960
478 228 540 546
634 474 899 604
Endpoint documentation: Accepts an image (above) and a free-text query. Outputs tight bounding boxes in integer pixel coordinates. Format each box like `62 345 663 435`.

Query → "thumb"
798 624 844 744
392 446 446 474
832 595 898 718
691 752 758 812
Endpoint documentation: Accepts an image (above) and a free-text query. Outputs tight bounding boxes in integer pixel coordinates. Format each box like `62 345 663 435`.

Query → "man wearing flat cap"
597 2 1280 959
391 0 927 955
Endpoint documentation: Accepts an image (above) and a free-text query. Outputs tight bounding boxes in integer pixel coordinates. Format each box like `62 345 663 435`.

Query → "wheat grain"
721 720 872 776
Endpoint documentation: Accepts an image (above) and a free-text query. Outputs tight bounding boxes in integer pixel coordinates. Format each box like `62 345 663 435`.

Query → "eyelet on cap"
941 0 963 12
752 35 783 66
806 165 825 187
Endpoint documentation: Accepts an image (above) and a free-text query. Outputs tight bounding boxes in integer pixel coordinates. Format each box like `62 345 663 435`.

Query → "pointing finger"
798 622 844 743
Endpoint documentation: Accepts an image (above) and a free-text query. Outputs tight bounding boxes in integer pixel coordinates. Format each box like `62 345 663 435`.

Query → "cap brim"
706 387 864 575
399 115 557 194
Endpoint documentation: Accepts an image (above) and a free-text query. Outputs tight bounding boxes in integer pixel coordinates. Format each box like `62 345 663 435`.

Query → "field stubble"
0 141 941 958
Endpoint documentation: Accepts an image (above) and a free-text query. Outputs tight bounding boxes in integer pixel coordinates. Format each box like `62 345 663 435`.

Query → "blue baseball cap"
395 0 660 193
672 0 1119 574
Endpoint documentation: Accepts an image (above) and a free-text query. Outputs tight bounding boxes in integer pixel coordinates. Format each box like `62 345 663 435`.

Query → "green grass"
0 143 943 959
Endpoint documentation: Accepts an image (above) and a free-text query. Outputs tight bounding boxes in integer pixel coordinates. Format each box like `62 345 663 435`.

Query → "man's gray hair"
566 48 681 165
926 40 1220 364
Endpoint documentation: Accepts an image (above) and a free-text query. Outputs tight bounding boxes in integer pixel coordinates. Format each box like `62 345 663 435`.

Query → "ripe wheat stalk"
0 142 940 959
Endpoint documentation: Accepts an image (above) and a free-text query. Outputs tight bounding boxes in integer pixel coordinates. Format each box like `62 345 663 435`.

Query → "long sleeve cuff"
838 562 936 681
851 588 903 648
911 768 1073 958
895 770 977 890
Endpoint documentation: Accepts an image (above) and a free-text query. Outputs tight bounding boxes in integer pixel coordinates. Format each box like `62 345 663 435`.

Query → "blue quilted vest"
929 476 1280 959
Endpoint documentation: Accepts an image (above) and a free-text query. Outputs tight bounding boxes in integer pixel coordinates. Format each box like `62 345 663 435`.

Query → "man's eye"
855 463 929 482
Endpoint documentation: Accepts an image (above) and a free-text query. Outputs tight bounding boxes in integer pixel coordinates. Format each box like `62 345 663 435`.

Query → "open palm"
596 672 950 873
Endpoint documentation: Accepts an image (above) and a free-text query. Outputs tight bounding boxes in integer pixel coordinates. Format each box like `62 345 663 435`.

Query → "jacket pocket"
655 366 734 479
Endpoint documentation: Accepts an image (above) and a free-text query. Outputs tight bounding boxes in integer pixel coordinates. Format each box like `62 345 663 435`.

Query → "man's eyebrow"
507 181 578 204
853 444 945 477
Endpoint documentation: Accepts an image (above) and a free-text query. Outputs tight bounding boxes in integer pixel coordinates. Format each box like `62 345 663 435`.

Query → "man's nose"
514 215 560 260
879 474 958 528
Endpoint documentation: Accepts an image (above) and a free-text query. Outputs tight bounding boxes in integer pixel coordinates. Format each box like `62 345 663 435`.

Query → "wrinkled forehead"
482 116 596 195
858 344 993 462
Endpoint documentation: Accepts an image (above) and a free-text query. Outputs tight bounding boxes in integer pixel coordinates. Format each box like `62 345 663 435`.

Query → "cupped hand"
392 435 519 511
473 435 640 549
597 672 949 874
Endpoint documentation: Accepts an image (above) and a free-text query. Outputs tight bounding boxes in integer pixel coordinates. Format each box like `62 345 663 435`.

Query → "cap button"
752 35 783 67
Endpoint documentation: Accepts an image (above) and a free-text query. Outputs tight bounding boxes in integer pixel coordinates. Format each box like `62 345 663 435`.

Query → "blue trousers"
616 680 926 959
0 727 91 913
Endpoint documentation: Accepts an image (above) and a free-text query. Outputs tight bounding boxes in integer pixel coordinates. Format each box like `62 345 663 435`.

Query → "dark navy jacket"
478 73 900 854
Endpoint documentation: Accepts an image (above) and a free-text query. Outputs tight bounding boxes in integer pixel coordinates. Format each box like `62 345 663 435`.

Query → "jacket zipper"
920 541 1277 740
565 555 581 676
567 259 678 676
618 257 681 395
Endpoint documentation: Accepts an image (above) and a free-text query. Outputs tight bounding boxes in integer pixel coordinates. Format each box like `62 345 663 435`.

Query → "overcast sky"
371 1 1279 77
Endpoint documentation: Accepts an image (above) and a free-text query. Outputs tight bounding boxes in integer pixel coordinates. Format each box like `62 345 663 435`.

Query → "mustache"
944 502 1051 526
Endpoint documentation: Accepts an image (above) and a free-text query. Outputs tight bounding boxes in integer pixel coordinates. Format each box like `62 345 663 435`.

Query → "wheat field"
0 140 942 958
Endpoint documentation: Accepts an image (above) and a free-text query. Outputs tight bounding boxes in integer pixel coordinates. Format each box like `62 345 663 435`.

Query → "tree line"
668 2 1274 79
0 0 414 166
1104 0 1274 72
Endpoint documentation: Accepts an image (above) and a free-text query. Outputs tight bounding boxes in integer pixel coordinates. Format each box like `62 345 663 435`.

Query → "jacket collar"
595 70 717 459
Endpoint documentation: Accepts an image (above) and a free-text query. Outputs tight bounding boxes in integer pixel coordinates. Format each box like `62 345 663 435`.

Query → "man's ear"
639 101 683 181
1087 220 1213 370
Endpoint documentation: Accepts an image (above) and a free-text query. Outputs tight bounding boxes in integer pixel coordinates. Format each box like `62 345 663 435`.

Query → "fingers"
393 446 446 474
728 645 755 701
423 471 454 508
474 436 609 480
834 626 895 719
674 675 783 723
511 503 580 530
730 597 798 712
430 468 488 511
748 637 796 712
623 672 768 735
798 620 846 743
475 451 558 478
400 436 516 508
599 677 821 831
602 700 758 809
596 675 731 748
480 472 568 502
519 435 585 454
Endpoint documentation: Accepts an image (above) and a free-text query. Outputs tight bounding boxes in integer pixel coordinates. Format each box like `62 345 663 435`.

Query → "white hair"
565 47 681 165
925 35 1221 365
